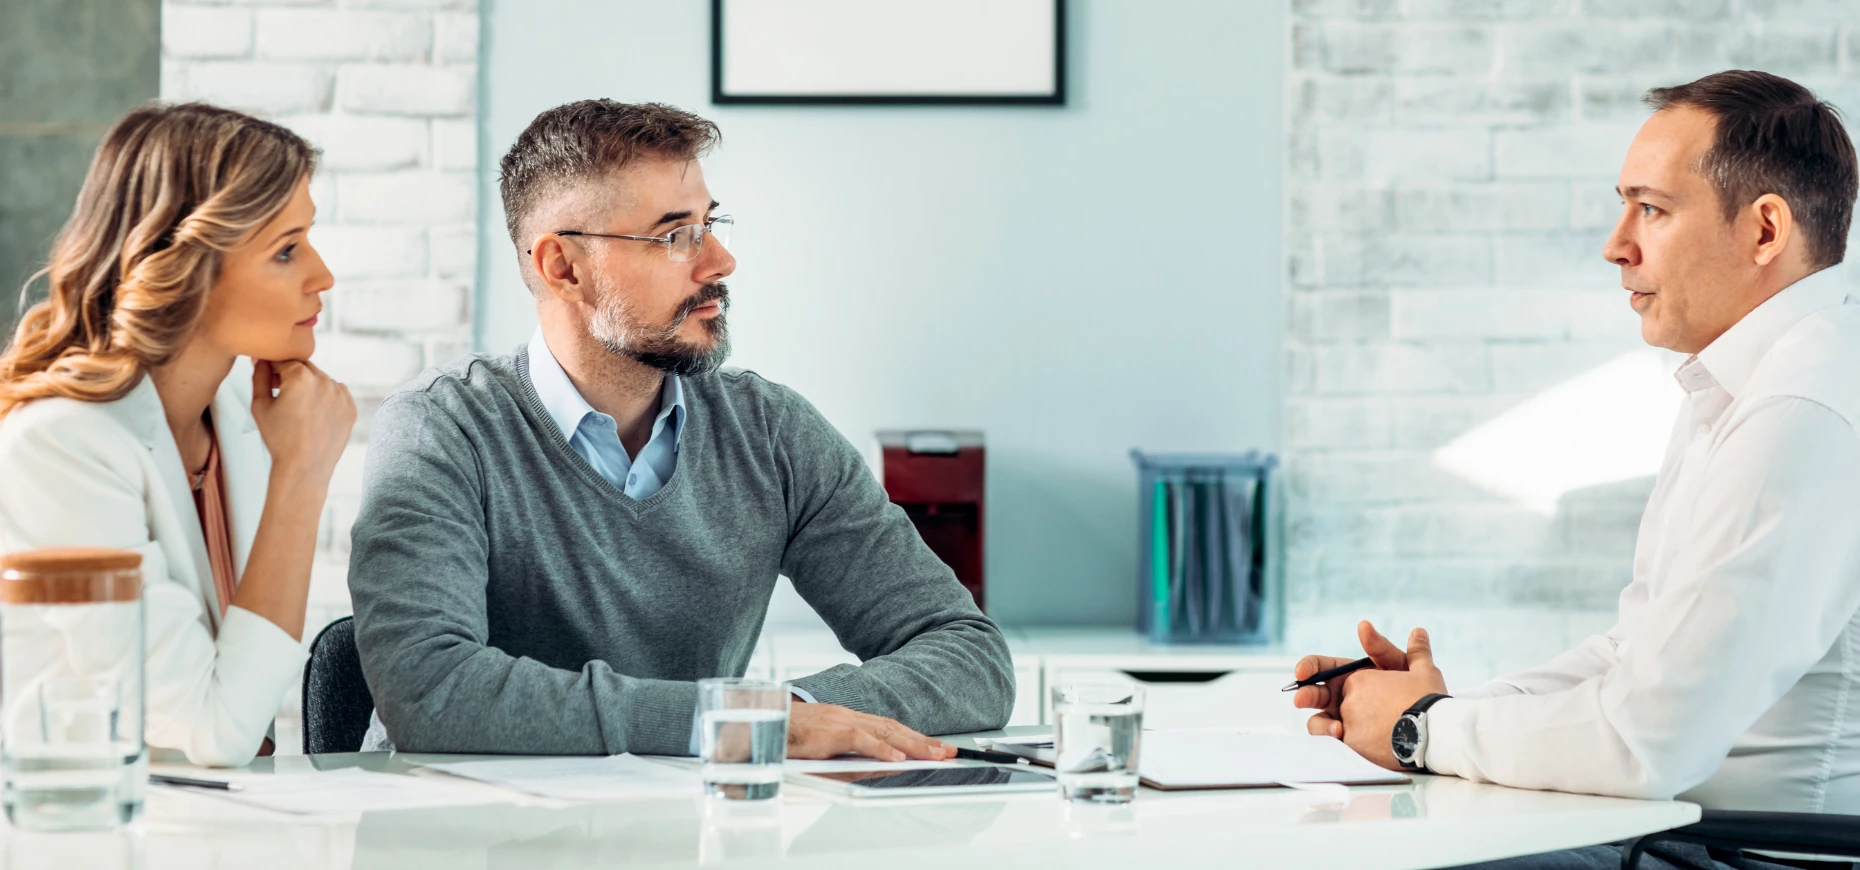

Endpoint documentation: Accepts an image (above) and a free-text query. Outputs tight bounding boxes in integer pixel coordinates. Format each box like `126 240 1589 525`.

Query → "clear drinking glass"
1052 683 1145 804
1 548 147 831
697 678 789 801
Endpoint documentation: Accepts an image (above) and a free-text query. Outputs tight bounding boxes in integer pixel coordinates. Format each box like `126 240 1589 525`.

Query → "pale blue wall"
477 0 1284 625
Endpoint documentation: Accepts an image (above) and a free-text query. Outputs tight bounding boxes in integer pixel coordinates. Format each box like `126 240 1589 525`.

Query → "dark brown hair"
0 102 315 418
1645 70 1858 269
497 99 720 247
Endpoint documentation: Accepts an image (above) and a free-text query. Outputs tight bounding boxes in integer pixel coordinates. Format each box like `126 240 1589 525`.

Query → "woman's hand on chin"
250 358 356 491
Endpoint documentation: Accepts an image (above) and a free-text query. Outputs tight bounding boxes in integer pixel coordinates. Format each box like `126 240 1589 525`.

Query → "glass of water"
697 678 789 801
1052 683 1145 804
1 548 147 831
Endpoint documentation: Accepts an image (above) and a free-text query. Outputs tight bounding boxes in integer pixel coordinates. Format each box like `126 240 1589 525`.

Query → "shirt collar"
1692 266 1850 398
656 369 686 451
527 329 684 444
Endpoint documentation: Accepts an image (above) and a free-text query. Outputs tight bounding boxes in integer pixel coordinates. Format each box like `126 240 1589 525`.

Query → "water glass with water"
1052 683 1145 803
697 678 789 800
1 548 147 831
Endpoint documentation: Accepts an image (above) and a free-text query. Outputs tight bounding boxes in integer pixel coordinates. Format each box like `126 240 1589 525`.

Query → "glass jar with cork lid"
0 547 146 831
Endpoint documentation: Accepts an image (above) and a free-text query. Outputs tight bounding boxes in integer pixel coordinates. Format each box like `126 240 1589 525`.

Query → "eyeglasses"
530 214 734 262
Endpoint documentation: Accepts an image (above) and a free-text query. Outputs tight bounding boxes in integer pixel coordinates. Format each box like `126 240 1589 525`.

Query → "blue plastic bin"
1130 450 1281 646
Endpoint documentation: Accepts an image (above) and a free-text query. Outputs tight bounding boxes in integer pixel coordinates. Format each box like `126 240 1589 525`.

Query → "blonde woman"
0 103 355 766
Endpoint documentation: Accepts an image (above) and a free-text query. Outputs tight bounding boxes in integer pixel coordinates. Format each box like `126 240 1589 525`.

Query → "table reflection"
787 797 1008 856
3 827 145 870
350 797 702 868
698 798 783 864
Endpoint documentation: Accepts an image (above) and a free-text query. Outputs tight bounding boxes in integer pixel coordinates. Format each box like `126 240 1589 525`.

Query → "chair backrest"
302 616 376 755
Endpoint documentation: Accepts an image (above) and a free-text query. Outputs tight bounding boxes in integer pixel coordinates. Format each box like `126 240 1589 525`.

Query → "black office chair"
302 616 376 755
1622 811 1860 869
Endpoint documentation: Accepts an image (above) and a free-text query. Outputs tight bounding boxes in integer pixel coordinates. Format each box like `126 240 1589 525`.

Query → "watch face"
1391 716 1420 762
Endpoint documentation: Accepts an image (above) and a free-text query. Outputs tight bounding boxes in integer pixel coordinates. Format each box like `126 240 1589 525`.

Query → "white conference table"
3 727 1699 870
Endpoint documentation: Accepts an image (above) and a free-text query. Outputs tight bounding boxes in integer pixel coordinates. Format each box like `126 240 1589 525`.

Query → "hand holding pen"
1287 621 1417 740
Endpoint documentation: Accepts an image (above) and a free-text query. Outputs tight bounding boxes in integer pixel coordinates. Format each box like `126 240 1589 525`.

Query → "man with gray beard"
345 100 1014 758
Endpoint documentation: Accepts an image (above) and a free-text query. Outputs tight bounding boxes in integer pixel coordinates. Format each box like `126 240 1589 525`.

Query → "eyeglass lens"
669 215 733 262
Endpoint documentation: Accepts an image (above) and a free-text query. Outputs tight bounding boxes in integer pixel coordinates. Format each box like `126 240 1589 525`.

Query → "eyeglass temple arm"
525 222 720 254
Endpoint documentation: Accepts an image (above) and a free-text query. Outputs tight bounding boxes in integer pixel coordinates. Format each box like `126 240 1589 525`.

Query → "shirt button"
627 474 637 486
1696 422 1711 435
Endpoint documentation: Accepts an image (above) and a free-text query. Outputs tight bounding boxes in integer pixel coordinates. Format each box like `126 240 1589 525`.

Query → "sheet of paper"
418 753 701 802
1139 732 1401 787
158 768 510 815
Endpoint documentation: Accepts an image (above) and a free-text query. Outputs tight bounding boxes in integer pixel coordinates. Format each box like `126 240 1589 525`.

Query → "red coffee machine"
876 430 985 610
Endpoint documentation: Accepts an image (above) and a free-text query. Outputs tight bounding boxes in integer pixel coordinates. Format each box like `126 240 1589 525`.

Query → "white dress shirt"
1425 266 1860 812
0 365 307 767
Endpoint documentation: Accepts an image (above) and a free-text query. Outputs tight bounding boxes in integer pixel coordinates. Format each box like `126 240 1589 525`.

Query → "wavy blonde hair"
0 102 316 418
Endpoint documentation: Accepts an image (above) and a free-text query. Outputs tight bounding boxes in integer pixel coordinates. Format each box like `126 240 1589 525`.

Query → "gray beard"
588 280 731 377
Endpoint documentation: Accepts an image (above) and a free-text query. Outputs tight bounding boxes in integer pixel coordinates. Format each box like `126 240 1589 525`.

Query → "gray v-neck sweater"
346 348 1014 755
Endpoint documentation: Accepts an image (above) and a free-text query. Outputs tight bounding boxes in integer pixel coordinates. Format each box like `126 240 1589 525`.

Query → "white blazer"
0 361 305 767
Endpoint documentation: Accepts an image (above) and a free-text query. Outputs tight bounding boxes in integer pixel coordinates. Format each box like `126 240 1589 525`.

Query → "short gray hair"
498 99 720 247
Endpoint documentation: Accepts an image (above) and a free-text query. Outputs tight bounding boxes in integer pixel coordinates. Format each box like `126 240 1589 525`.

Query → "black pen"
954 747 1026 764
1281 656 1376 692
150 774 242 792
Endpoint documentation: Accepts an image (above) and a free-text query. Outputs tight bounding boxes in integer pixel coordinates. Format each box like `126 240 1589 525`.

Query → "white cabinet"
755 625 1311 732
1021 627 1314 732
1041 665 1312 732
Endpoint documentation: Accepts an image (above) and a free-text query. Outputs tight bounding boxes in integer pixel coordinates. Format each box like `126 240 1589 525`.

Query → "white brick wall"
161 0 478 748
1286 0 1860 670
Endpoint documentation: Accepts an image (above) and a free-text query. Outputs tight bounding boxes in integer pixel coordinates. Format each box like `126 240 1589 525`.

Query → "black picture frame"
710 0 1066 106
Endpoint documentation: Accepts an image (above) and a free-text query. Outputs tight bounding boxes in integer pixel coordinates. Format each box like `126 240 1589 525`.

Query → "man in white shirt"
1294 70 1860 870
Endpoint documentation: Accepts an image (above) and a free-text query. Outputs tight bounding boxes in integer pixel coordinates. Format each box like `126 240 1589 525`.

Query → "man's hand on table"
1337 627 1448 770
786 700 957 762
1291 620 1413 739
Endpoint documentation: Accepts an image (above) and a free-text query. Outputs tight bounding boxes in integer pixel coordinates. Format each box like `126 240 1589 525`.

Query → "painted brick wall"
160 0 478 749
1283 0 1860 679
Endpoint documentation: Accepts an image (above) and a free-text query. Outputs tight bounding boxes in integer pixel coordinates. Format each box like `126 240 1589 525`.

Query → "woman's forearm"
228 464 327 641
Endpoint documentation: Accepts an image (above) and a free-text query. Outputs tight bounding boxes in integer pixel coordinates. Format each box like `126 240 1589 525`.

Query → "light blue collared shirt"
527 330 684 499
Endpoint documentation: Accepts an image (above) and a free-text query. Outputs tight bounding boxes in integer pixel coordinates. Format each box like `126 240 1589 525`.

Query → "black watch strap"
1396 693 1452 773
1404 692 1452 718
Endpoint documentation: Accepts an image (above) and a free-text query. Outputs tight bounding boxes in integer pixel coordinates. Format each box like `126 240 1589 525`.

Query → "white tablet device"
787 764 1059 798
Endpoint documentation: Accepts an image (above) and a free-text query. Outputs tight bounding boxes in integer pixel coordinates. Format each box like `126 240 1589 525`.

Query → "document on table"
1139 732 1409 790
984 730 1408 790
156 768 511 815
417 753 701 802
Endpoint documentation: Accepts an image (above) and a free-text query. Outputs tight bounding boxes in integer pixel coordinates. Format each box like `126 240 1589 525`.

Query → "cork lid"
0 548 142 603
0 548 143 575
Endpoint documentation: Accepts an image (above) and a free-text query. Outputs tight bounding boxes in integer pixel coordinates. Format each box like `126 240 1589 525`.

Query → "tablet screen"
807 766 1057 790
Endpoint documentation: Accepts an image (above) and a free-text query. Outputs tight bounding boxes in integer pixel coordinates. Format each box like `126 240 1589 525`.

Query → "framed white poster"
711 0 1065 105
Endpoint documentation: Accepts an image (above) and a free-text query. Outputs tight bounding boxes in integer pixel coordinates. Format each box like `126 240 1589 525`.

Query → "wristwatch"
1390 693 1451 772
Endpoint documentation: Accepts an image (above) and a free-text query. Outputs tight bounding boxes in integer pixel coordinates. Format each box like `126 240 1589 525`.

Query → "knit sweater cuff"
620 680 702 756
788 665 870 714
